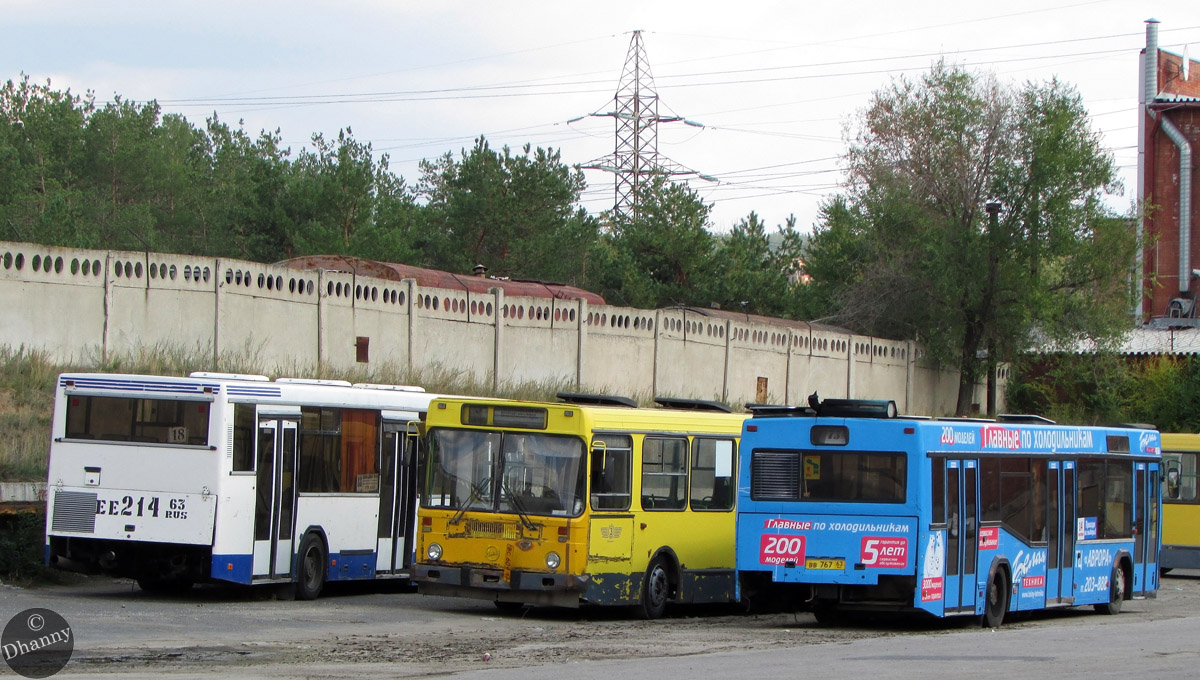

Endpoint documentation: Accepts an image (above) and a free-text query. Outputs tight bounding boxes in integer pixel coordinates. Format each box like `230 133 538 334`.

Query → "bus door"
943 459 979 613
1132 463 1158 594
378 423 420 574
1045 460 1076 605
253 417 298 579
1148 465 1160 587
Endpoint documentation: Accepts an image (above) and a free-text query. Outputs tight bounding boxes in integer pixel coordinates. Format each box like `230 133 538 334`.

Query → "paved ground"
2 570 1198 678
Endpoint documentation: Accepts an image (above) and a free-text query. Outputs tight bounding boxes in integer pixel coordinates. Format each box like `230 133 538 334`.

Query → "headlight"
428 543 443 561
546 551 561 569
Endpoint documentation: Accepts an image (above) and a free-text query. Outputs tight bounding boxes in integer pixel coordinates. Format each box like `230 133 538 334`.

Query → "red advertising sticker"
978 527 999 550
759 534 806 565
1022 575 1045 588
860 536 908 568
921 576 944 602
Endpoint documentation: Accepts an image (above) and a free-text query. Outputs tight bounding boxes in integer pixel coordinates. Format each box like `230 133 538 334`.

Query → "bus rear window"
751 449 906 503
65 395 211 446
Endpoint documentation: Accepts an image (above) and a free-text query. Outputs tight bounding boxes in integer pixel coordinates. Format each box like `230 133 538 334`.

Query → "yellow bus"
1162 433 1200 572
411 393 747 618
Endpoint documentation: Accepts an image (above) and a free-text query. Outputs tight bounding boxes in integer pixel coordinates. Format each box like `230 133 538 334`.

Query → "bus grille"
751 451 800 500
51 491 98 533
465 519 518 540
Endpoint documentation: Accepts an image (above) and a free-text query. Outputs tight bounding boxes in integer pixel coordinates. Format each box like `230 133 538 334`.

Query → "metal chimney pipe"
1165 120 1194 295
1145 19 1159 107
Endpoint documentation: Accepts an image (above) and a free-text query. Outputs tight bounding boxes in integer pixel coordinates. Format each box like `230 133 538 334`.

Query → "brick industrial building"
1141 19 1200 326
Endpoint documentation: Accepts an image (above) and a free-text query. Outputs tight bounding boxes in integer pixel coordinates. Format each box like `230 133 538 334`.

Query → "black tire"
1094 563 1124 615
637 557 671 620
295 533 326 601
983 570 1009 628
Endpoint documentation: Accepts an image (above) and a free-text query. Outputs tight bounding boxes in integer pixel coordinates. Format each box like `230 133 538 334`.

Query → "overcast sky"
4 0 1198 236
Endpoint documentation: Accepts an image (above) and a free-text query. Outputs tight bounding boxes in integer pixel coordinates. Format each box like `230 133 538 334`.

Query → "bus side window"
931 460 946 525
590 435 632 511
641 437 688 511
232 404 255 472
690 438 735 511
1182 453 1198 502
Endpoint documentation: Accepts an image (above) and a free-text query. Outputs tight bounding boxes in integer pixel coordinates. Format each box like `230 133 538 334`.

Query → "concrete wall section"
802 330 853 400
214 260 320 368
580 306 656 397
493 295 576 386
725 320 787 406
334 271 409 369
851 337 911 411
0 241 979 415
0 243 106 361
106 252 218 358
654 309 729 401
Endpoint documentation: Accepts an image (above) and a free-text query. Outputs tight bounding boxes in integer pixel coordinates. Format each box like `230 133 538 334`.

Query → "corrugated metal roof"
1155 94 1200 103
1079 327 1200 356
276 255 606 304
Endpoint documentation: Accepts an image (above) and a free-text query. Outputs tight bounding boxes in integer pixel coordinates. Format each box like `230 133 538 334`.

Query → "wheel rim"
647 565 668 608
303 546 321 590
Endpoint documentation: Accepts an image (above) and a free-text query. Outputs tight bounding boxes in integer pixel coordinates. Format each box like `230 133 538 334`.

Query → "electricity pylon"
579 30 713 222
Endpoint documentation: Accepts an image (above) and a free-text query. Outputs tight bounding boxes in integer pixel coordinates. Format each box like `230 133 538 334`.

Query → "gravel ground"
2 569 1197 678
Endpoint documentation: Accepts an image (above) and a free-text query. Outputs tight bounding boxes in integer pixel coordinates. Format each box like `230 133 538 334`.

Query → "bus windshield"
425 429 586 517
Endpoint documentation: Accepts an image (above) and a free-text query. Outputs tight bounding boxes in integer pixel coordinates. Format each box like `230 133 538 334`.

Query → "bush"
0 509 47 583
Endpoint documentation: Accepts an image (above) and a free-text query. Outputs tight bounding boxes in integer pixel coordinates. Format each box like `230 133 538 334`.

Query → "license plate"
805 558 845 570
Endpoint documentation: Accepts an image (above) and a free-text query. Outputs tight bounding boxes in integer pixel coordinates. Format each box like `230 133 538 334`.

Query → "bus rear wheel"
983 570 1008 628
295 533 326 601
637 558 671 620
1094 563 1124 615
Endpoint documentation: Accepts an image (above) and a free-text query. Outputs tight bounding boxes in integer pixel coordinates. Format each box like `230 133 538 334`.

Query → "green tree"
709 211 807 318
79 96 171 251
0 76 92 245
284 128 381 255
417 137 598 282
202 117 294 261
807 62 1136 414
590 174 716 308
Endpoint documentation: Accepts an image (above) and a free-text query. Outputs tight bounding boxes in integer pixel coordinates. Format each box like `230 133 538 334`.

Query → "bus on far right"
1161 433 1200 573
736 397 1161 627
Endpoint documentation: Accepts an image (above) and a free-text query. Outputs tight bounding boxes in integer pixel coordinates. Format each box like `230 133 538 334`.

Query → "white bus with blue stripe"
46 372 445 598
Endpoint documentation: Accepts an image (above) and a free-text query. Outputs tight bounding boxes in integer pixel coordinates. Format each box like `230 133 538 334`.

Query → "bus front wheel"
637 558 671 620
1094 564 1124 615
983 570 1008 628
295 533 326 601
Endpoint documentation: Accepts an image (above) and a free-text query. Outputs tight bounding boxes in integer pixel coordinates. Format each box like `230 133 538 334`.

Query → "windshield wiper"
449 477 491 526
501 480 538 532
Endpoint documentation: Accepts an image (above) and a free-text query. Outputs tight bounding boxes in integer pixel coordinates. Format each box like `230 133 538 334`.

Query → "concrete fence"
0 241 1001 414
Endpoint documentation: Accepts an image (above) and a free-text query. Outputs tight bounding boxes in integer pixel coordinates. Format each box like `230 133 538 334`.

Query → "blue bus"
735 397 1162 627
